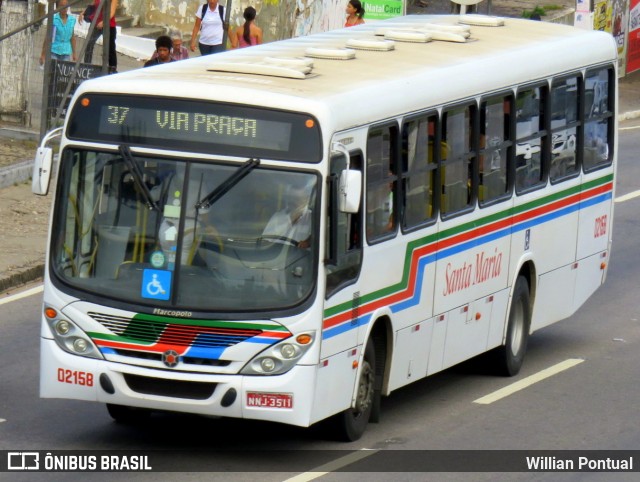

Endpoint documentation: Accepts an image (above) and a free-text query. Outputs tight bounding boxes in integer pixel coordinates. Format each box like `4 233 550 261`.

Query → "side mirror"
338 169 361 213
31 127 62 196
32 147 53 195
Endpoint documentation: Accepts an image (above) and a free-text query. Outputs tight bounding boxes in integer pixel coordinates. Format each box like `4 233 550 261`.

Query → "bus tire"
106 403 151 424
496 276 530 376
333 339 376 441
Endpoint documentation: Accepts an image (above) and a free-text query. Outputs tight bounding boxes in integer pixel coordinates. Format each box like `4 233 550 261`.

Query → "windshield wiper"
195 158 260 210
118 145 160 212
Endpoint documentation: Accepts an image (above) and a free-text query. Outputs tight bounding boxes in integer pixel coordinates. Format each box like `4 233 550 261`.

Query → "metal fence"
0 0 112 138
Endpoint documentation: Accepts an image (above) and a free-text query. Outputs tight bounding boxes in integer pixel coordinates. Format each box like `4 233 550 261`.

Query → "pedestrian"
39 0 77 65
190 0 229 55
344 0 365 27
151 30 189 61
232 6 262 49
169 30 190 60
144 35 175 67
83 0 118 73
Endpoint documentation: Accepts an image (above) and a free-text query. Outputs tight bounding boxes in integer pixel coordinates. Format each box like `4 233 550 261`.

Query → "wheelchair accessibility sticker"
141 269 171 300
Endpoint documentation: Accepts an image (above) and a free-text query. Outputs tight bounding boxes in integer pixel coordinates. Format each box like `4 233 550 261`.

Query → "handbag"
83 4 96 23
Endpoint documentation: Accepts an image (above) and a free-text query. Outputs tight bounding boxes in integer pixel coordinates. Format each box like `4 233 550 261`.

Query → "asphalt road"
1 120 639 481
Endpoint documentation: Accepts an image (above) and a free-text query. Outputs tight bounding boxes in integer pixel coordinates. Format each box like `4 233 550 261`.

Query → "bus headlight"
55 319 71 335
45 311 103 360
241 332 315 375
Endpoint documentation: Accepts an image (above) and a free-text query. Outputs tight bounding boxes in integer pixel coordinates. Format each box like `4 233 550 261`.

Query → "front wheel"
495 276 531 376
332 340 376 441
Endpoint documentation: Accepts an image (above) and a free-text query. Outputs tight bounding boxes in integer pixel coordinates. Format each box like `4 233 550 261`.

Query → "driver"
262 183 312 248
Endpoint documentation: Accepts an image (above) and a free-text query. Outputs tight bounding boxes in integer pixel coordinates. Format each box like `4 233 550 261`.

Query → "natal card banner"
593 0 629 75
628 0 640 73
362 0 405 21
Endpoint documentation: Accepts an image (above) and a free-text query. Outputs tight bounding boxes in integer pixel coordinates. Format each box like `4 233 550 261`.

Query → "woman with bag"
83 0 118 73
190 0 230 55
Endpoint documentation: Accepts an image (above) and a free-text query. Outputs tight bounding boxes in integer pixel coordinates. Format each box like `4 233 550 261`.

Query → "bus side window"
479 94 512 205
366 124 398 241
583 67 613 172
515 85 547 193
401 114 437 229
441 104 474 216
550 75 580 182
326 153 363 297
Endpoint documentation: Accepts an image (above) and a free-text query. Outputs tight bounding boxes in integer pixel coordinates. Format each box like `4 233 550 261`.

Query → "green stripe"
88 332 155 345
132 313 288 331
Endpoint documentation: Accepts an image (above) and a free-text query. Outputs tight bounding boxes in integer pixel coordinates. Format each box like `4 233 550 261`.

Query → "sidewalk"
1 3 640 295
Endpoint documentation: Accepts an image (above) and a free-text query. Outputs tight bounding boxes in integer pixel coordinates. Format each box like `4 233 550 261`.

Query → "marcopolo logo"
7 452 39 470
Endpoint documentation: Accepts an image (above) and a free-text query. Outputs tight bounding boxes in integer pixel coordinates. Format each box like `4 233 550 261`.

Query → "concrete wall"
139 0 347 43
0 1 35 123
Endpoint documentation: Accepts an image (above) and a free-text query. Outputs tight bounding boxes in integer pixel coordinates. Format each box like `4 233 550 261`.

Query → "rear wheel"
495 276 531 376
333 339 376 441
106 404 151 424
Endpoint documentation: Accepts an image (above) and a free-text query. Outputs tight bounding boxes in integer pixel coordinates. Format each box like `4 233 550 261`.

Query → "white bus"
33 14 617 441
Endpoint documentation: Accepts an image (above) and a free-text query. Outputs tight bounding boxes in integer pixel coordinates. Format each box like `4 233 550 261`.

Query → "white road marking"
283 449 378 482
0 419 6 423
615 189 640 203
619 124 640 131
473 358 585 405
0 285 43 306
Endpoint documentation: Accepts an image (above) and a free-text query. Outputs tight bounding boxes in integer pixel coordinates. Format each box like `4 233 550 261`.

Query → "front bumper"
40 337 318 427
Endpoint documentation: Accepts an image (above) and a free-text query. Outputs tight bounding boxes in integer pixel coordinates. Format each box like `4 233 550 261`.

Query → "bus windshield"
51 148 319 312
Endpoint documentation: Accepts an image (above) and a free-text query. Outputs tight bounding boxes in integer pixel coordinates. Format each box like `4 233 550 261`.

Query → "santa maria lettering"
155 111 258 137
443 248 503 296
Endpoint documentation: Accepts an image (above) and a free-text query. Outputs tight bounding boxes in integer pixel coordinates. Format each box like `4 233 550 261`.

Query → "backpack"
201 3 224 24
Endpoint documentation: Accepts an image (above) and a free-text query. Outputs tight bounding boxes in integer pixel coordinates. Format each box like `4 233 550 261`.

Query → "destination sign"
67 94 322 162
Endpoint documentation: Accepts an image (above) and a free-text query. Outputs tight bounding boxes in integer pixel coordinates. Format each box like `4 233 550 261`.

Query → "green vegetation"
522 4 564 19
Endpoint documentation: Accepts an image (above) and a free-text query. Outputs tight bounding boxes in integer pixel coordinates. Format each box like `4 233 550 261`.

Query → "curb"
0 160 34 190
0 264 44 294
618 110 640 121
0 127 39 142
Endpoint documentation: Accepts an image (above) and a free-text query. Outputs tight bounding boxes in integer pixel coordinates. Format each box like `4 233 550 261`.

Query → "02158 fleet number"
57 368 94 387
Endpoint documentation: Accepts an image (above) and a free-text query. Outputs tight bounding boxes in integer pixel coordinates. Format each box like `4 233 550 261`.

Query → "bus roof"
78 15 617 130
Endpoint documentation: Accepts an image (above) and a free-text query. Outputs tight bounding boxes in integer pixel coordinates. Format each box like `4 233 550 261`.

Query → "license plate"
246 392 293 409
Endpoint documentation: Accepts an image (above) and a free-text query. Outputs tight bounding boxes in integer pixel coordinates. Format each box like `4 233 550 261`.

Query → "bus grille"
88 312 263 348
113 348 231 367
123 373 216 400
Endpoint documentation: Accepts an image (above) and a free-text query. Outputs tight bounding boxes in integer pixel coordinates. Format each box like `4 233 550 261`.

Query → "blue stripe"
324 314 372 340
183 346 226 359
244 337 283 344
580 192 611 209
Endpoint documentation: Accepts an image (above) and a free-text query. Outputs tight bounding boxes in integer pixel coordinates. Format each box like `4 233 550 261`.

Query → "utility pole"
39 0 56 137
102 0 111 74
